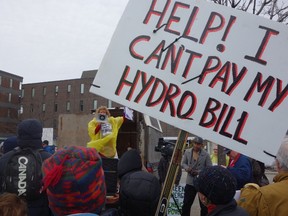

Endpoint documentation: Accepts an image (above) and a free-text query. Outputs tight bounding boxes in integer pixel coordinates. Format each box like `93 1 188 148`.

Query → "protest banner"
90 0 288 164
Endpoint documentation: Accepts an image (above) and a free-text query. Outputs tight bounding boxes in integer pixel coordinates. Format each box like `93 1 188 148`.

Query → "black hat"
195 166 237 205
117 149 142 179
17 119 43 149
18 119 42 140
194 136 204 144
223 148 231 155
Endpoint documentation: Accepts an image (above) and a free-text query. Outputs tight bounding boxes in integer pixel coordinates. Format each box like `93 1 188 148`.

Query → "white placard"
42 128 54 146
90 0 288 164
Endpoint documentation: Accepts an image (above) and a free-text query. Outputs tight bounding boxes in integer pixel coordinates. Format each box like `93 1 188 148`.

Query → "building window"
54 103 58 112
66 101 70 111
93 100 97 110
0 76 2 85
9 79 13 88
55 85 59 96
19 81 22 90
43 87 46 96
42 103 46 112
7 108 11 117
8 93 12 102
30 104 34 113
80 84 84 94
21 89 24 98
67 84 71 93
19 105 23 114
80 100 84 112
108 100 112 108
31 88 35 98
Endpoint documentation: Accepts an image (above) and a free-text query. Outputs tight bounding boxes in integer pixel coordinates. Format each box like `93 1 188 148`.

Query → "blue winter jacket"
227 154 252 190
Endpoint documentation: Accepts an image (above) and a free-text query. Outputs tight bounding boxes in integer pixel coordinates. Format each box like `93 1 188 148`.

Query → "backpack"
0 147 43 200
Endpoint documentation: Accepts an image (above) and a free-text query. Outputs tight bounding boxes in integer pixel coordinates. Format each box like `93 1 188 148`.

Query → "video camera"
155 138 175 157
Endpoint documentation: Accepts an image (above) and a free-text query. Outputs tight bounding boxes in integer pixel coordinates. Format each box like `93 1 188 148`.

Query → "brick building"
20 70 179 143
21 70 117 137
0 70 23 140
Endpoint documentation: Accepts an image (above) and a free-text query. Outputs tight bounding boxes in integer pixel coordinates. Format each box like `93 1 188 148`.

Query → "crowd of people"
0 107 287 216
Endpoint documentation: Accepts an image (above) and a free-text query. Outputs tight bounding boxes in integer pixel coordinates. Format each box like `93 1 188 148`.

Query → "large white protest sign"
90 0 288 164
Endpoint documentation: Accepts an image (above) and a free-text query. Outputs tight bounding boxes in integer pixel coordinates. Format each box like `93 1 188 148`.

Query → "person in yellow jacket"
210 144 229 166
87 106 126 158
238 136 288 216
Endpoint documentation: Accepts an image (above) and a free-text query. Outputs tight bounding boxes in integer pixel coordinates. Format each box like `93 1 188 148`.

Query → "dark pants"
181 184 208 216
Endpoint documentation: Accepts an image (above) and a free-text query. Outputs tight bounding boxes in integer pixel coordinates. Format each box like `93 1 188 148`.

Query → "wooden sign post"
155 130 188 216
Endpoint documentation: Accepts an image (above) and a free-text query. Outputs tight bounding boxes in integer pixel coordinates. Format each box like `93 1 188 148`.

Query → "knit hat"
3 136 18 153
195 166 237 205
117 149 142 179
17 119 43 149
42 146 106 216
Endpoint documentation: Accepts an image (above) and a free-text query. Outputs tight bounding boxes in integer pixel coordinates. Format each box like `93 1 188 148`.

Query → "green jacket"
238 172 288 216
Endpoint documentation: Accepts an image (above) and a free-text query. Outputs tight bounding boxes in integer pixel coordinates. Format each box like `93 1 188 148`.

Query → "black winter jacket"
117 149 161 216
0 136 52 216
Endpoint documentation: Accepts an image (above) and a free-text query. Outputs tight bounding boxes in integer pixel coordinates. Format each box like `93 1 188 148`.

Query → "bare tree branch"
239 0 254 12
209 0 288 24
256 0 272 15
277 10 288 23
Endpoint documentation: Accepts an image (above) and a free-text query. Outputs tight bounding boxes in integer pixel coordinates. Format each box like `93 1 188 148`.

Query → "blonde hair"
0 193 28 216
96 106 111 117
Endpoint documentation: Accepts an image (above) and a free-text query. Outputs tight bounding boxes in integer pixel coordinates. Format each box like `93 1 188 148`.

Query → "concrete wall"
57 114 91 148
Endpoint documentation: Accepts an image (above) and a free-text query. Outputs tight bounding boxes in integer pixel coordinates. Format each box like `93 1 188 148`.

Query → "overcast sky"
0 0 129 84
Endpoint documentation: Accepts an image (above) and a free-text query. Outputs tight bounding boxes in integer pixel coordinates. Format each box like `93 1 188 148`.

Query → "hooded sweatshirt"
117 149 161 216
